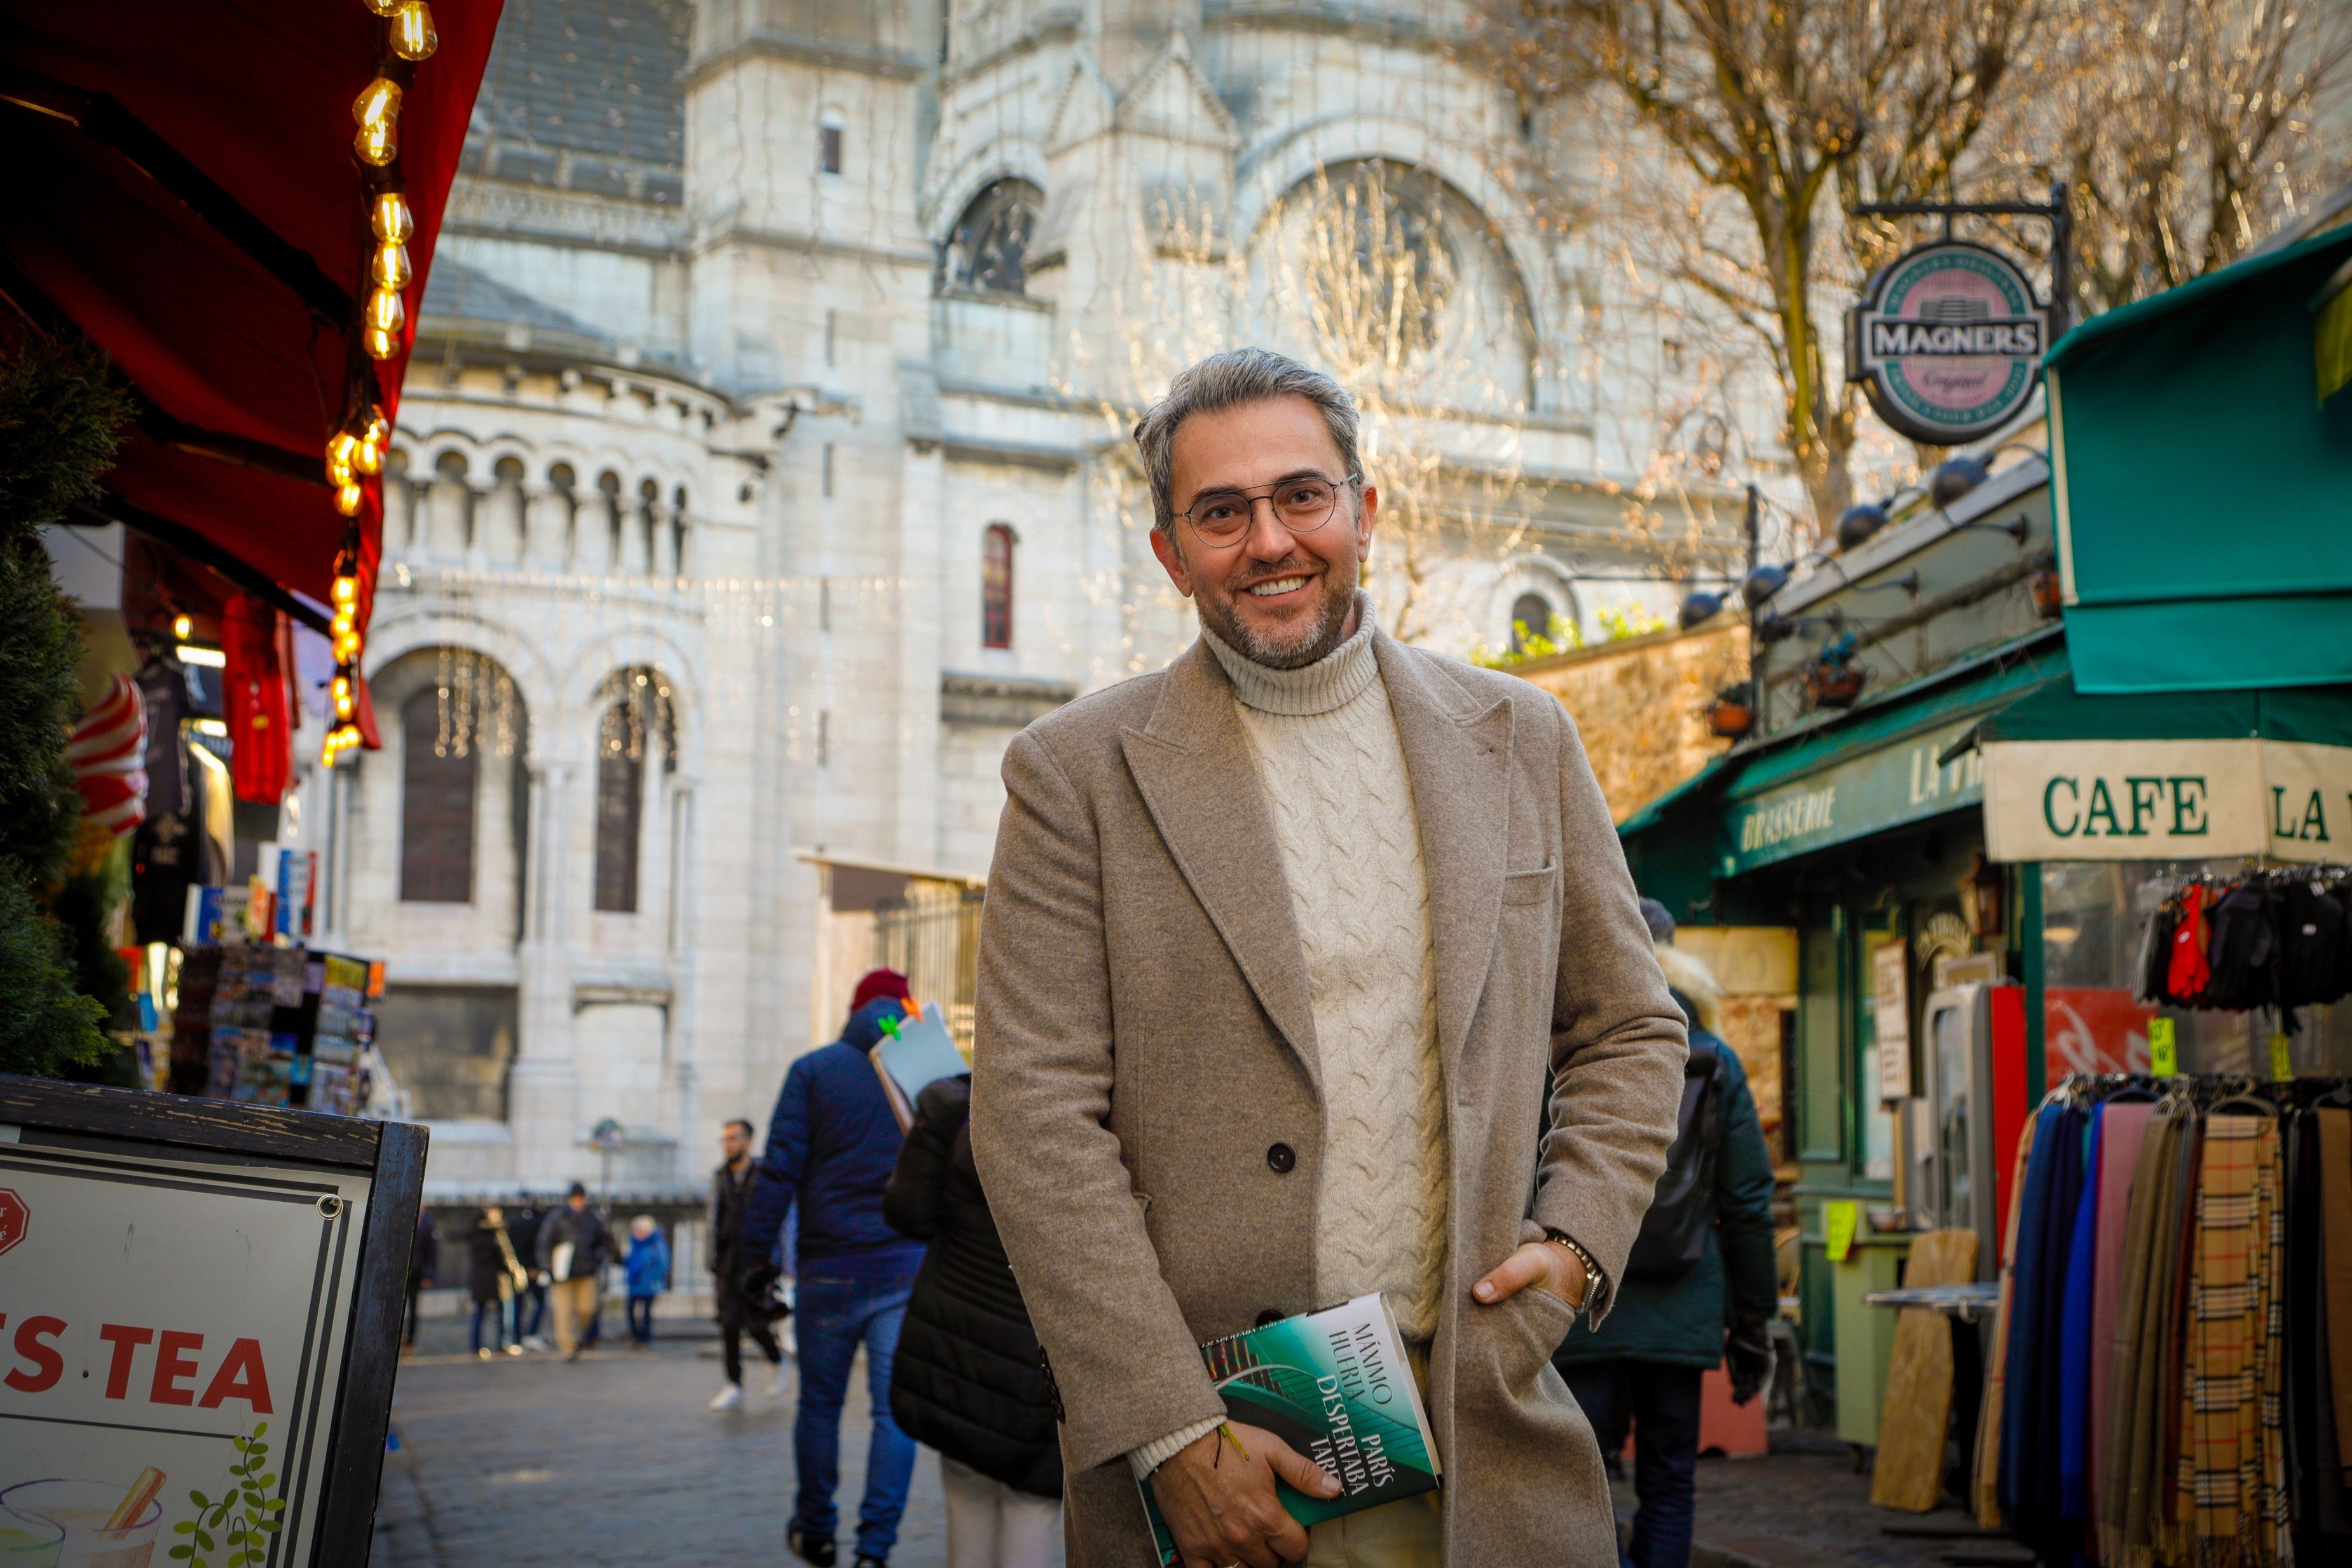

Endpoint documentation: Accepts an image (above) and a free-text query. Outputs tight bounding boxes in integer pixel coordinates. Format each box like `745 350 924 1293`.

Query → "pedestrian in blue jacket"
623 1216 670 1347
739 970 927 1568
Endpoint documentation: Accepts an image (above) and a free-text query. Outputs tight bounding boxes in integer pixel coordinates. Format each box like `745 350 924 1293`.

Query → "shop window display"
2040 861 2352 1079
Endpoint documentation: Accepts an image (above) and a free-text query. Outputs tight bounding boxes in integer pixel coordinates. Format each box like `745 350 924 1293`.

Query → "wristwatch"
1542 1228 1604 1316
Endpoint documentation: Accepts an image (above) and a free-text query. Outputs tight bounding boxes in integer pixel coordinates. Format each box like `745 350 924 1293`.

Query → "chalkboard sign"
0 1075 424 1567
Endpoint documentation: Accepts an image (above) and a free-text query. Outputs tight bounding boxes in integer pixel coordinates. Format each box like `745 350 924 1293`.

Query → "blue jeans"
1559 1360 1704 1568
469 1299 507 1354
514 1281 546 1342
627 1295 657 1343
791 1272 917 1562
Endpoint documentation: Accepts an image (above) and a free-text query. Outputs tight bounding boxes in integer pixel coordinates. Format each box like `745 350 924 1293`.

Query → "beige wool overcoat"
969 628 1687 1567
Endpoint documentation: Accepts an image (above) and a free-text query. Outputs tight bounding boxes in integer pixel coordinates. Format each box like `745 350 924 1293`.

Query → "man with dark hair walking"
537 1182 612 1362
710 1116 788 1410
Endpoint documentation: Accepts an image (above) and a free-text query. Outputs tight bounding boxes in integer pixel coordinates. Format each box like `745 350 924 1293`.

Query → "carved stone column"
524 481 572 571
649 496 677 579
481 459 526 566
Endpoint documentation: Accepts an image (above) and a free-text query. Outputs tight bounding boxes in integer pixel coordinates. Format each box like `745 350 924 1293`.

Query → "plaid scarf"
2174 1113 2288 1567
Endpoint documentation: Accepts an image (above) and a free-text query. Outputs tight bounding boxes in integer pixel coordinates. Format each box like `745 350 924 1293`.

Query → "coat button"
1266 1142 1296 1173
1255 1309 1283 1328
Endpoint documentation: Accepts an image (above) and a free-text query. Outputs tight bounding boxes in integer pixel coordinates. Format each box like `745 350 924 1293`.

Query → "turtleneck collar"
1201 591 1381 716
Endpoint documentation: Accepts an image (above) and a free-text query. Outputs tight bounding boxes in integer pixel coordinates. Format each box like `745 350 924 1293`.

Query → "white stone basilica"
328 0 1757 1199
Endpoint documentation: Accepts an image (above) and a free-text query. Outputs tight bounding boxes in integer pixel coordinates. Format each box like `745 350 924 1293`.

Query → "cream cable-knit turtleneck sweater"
1133 596 1449 1479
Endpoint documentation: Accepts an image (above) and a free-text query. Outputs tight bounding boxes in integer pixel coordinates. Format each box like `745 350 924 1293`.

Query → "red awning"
2 0 502 728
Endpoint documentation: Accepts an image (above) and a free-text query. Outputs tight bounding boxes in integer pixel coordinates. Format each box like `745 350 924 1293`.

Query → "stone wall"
1508 615 1750 824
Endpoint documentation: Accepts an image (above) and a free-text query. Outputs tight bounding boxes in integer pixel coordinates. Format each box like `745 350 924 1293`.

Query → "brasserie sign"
1848 240 2049 443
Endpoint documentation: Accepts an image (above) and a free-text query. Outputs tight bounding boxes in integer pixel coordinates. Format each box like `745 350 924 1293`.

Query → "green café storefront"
1618 214 2352 1440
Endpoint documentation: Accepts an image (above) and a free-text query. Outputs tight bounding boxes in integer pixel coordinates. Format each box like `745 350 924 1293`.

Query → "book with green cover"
1140 1293 1440 1565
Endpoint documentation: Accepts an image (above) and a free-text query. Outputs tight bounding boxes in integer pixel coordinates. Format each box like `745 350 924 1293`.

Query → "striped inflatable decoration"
65 671 149 836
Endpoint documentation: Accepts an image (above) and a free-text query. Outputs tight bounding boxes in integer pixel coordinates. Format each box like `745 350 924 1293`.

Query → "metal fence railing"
873 883 985 1051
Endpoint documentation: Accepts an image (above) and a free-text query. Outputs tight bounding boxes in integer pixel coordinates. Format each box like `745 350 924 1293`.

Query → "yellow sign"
2148 1017 2177 1077
2271 1031 2294 1081
1825 1199 1860 1263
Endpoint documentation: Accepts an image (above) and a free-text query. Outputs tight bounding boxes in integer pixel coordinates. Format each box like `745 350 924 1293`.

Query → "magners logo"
1848 240 2048 444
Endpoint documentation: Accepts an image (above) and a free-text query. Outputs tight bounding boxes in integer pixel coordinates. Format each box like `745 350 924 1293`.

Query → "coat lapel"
1119 642 1322 1096
1377 633 1515 1070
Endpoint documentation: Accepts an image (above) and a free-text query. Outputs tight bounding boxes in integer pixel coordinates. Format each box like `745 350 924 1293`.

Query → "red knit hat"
851 967 912 1013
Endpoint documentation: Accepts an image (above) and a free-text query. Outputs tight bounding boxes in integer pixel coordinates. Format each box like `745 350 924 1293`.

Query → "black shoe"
785 1525 835 1567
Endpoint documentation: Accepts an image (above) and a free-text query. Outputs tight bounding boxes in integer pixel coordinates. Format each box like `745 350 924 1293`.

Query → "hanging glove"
1725 1324 1775 1407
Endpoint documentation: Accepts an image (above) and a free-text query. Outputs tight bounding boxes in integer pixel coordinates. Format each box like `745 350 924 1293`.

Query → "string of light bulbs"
322 0 438 765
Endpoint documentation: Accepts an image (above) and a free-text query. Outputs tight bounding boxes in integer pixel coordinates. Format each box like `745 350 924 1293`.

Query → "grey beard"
1198 575 1355 671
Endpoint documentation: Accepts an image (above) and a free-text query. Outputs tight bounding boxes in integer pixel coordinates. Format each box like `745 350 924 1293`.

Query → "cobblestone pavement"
373 1313 945 1567
371 1312 2015 1568
1612 1440 2030 1568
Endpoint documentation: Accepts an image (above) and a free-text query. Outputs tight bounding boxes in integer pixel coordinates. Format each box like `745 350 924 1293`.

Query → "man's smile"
1244 575 1314 599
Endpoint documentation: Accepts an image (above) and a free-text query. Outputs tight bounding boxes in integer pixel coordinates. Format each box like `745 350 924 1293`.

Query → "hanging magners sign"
1847 240 2048 443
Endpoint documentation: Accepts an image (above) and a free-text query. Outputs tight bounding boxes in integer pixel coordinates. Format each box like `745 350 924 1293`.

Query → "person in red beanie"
851 968 912 1015
736 970 928 1568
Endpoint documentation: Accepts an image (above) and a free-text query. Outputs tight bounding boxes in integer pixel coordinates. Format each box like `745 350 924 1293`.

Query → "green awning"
1616 634 2067 901
1979 677 2352 746
2046 222 2352 695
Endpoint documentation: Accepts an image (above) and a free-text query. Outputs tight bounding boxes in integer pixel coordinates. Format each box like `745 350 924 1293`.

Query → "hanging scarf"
2061 1107 2108 1520
2106 1098 2196 1568
2175 1113 2287 1567
1978 1110 2042 1529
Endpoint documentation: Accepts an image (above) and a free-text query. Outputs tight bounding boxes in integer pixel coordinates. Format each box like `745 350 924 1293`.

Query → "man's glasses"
1172 473 1361 547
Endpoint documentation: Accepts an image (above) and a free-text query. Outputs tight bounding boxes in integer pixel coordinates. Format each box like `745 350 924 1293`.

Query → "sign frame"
0 1075 424 1568
1847 238 2050 444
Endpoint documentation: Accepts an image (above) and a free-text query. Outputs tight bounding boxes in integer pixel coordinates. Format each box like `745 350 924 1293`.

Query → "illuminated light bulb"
364 0 402 15
355 118 397 167
353 78 400 167
366 287 406 337
334 630 362 663
329 431 359 468
331 576 359 606
362 411 390 449
371 191 413 244
390 1 438 60
172 613 193 639
365 325 400 360
371 241 412 291
354 437 383 475
353 78 401 130
329 456 355 489
336 482 364 517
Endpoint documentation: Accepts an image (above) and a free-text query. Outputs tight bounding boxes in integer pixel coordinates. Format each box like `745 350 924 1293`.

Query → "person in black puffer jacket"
884 1074 1062 1564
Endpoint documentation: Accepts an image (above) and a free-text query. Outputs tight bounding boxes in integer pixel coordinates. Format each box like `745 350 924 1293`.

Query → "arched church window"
593 667 676 914
1510 592 1558 655
982 524 1015 649
402 688 477 902
941 179 1044 296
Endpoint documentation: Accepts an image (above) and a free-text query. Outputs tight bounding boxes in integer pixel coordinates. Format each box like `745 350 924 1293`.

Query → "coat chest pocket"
1501 857 1560 906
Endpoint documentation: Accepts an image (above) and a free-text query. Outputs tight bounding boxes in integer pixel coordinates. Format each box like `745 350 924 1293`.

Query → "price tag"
2148 1017 2178 1077
1824 1199 1859 1263
2270 1031 2294 1081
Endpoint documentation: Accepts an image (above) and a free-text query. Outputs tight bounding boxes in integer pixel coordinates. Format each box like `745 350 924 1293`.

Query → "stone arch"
928 144 1050 245
1491 555 1583 650
565 627 703 781
1236 119 1562 404
1241 151 1540 414
935 174 1047 296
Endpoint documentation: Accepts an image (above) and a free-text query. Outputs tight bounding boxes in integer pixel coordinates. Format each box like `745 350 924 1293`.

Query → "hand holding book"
1152 1420 1338 1568
1139 1295 1442 1567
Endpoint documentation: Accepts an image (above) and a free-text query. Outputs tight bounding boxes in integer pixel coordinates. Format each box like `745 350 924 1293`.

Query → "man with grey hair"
971 346 1686 1567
